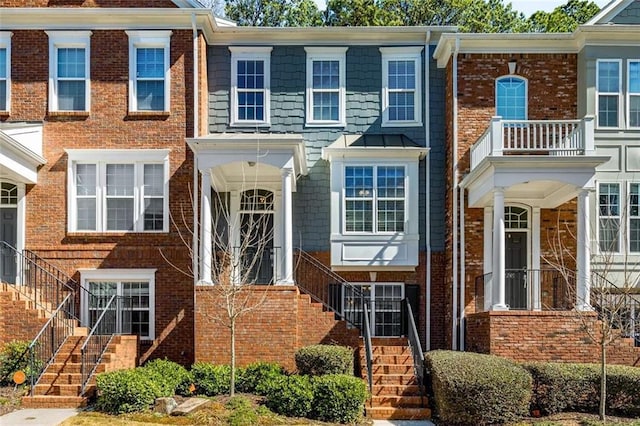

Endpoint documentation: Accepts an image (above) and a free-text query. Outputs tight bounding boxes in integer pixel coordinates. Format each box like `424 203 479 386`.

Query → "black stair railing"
404 298 426 406
592 272 640 347
362 303 373 392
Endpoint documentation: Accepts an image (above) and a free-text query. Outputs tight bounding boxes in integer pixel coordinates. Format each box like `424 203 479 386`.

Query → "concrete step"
366 406 431 420
21 395 88 409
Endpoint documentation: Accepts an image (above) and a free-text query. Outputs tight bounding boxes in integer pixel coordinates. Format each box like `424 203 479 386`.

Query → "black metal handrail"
362 303 373 393
293 248 365 328
404 298 426 406
592 272 640 347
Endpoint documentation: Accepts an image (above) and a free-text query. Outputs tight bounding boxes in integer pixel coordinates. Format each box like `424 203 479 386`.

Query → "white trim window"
599 182 621 252
230 46 272 126
305 47 347 126
496 76 527 120
47 31 91 112
629 60 640 128
630 183 640 253
80 269 156 340
381 47 423 127
0 32 11 112
597 59 622 128
344 165 405 233
127 31 171 112
66 150 170 233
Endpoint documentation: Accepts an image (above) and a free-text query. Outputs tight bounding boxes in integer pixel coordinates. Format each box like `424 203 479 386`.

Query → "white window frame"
598 182 622 254
0 32 11 112
79 269 156 341
305 47 347 127
229 46 272 127
628 59 640 130
495 75 528 120
66 149 170 233
380 47 423 127
596 59 623 129
628 182 640 253
127 31 171 113
47 31 91 113
343 164 407 234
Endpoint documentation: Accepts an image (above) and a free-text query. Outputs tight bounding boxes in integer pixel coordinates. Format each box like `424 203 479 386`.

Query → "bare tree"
198 0 226 17
544 200 640 421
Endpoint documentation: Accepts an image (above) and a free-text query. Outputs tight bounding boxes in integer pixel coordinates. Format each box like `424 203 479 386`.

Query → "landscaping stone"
171 397 210 416
154 397 178 415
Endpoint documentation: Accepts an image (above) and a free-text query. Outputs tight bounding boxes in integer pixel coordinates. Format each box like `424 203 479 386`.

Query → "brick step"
371 384 421 396
33 383 85 396
370 346 411 355
370 354 413 365
39 373 83 385
372 374 417 385
44 362 107 375
366 406 431 420
369 364 414 375
53 352 113 364
21 395 88 409
370 395 425 408
370 338 407 346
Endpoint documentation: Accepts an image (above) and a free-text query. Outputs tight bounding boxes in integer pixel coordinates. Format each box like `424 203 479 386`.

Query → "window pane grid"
0 48 7 111
76 164 97 230
311 60 340 122
599 183 620 252
496 77 526 120
387 59 416 122
1 183 18 205
56 48 86 111
136 48 165 111
630 184 640 252
630 61 640 127
237 59 265 121
143 164 164 231
597 61 620 127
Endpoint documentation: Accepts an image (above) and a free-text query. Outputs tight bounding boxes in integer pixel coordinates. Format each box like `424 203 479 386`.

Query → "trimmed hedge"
426 350 532 425
191 362 231 396
312 374 367 424
525 362 640 417
264 374 314 418
295 345 354 376
96 369 161 414
140 358 193 397
236 362 285 395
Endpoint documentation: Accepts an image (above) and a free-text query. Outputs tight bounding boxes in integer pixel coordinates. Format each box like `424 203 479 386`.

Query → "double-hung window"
0 32 11 112
597 59 622 128
127 31 171 112
630 183 640 253
496 76 527 120
344 165 405 233
80 269 155 340
629 60 640 128
67 150 169 233
230 46 272 126
599 183 621 252
381 47 422 127
305 47 347 126
47 31 91 112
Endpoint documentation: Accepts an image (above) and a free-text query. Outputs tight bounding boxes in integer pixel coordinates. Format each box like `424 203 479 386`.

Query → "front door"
0 208 17 284
239 189 275 284
505 231 527 309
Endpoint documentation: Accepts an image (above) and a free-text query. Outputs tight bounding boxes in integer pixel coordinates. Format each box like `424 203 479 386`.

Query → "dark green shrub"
426 350 532 425
264 374 314 418
606 364 640 417
96 369 161 414
236 362 285 395
311 374 367 424
191 362 230 396
295 345 354 376
0 340 30 386
524 362 599 415
141 358 193 397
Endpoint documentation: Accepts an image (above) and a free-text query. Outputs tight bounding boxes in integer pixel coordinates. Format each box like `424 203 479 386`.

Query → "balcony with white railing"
470 116 595 170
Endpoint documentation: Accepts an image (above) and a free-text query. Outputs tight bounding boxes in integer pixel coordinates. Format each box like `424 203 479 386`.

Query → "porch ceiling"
461 156 609 208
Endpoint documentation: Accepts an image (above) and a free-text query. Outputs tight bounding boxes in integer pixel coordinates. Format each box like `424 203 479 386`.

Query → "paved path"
0 408 78 426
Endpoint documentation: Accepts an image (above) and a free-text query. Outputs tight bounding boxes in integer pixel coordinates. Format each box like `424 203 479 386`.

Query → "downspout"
459 181 465 350
191 13 200 285
424 31 432 351
451 38 460 350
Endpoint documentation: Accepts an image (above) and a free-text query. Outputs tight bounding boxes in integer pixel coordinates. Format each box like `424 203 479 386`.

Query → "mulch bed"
0 386 25 417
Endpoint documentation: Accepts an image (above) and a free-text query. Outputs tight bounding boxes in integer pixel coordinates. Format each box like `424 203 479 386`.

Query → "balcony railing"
470 116 595 170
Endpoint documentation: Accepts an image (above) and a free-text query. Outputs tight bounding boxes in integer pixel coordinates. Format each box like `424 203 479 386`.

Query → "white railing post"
490 116 503 156
583 115 595 155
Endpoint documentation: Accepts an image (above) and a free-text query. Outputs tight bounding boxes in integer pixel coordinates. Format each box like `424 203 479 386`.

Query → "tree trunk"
600 342 606 421
230 320 235 397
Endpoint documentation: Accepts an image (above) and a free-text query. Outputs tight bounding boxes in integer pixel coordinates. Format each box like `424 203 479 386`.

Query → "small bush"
236 362 285 395
226 396 258 426
295 345 354 376
96 369 161 414
191 362 231 396
264 374 314 418
311 374 367 424
0 341 31 386
141 358 193 397
426 350 532 425
606 364 640 417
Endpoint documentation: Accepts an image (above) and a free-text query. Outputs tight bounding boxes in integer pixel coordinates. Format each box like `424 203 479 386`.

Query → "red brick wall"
466 311 640 367
0 1 176 7
194 285 360 372
0 287 48 347
4 28 200 365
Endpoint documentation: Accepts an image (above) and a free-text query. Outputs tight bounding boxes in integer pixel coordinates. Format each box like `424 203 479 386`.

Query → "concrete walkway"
0 408 78 426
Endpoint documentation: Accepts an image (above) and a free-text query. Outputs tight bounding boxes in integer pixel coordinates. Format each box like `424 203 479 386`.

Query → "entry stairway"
360 338 431 420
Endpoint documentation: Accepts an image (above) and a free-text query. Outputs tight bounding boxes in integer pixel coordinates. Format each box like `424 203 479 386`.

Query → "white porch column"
532 207 541 311
199 171 213 285
492 188 508 310
278 168 294 285
576 190 592 311
483 207 493 311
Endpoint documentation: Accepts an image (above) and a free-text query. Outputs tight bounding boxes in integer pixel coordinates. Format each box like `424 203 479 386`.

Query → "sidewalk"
0 408 78 426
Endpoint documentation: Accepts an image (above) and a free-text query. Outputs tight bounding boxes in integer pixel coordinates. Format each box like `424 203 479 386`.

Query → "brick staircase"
360 338 431 420
296 293 361 348
0 282 56 345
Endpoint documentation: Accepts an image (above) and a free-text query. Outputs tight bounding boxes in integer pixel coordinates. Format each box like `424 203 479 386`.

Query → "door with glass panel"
87 281 151 338
0 183 18 284
504 206 529 310
238 190 275 284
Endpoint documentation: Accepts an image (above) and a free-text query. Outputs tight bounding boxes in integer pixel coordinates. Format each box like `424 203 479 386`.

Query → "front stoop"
361 338 431 420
